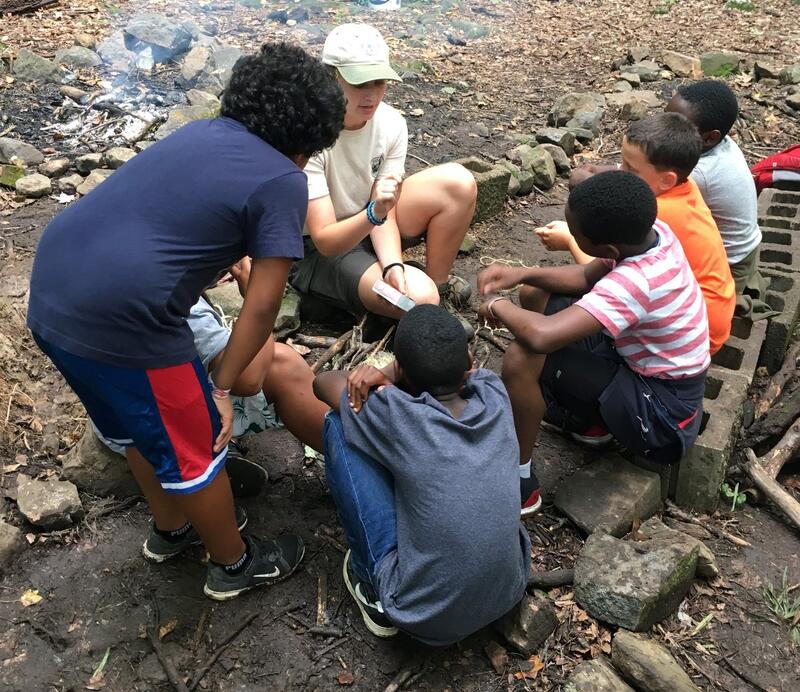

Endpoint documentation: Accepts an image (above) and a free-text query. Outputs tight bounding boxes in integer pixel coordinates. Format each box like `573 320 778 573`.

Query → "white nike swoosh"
253 568 280 578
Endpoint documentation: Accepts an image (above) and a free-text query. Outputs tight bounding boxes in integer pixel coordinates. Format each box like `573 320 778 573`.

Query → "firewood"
759 416 800 480
753 340 800 421
745 449 800 533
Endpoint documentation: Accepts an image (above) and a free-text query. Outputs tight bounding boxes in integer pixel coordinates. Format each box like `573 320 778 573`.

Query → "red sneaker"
569 425 613 448
521 475 542 517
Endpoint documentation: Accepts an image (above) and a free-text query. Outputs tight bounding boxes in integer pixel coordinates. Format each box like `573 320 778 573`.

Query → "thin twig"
312 636 348 661
149 597 190 692
188 613 259 691
664 501 751 547
407 152 433 167
477 328 508 352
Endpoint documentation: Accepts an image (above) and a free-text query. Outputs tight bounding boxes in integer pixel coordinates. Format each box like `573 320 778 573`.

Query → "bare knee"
439 162 477 203
502 340 543 386
407 282 440 306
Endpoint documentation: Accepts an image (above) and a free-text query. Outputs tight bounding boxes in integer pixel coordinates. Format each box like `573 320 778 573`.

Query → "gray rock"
549 92 606 127
0 137 44 165
75 32 96 50
554 455 661 537
96 30 136 72
58 173 84 194
206 280 243 319
625 60 661 82
780 64 800 85
102 147 136 169
660 51 702 78
612 630 700 692
450 19 490 40
619 71 641 86
639 517 719 578
12 49 64 83
606 90 661 110
621 99 648 121
498 160 534 196
16 476 84 530
155 104 220 140
566 110 604 136
788 93 800 111
186 89 221 107
124 13 193 63
535 127 575 156
15 173 52 198
575 532 698 631
495 594 558 656
38 158 70 177
456 157 510 222
613 80 633 92
61 425 139 498
54 46 102 70
180 42 243 95
75 152 103 174
700 51 742 76
538 143 571 177
566 658 634 692
627 46 651 64
567 126 596 144
76 169 114 196
754 61 781 80
0 521 25 575
528 146 557 189
275 289 301 336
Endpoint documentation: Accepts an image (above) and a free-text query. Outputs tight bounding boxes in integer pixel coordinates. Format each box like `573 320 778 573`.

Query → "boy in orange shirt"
538 113 735 354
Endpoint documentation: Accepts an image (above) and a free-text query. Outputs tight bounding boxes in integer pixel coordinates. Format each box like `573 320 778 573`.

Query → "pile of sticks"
742 341 800 531
310 316 395 374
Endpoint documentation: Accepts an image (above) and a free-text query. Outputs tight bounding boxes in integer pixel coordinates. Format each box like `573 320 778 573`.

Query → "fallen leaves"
336 669 354 686
158 618 178 640
513 654 544 681
484 640 508 674
19 588 42 607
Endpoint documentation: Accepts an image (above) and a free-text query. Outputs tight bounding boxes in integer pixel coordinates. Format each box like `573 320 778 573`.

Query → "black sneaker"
203 534 305 601
142 505 248 564
342 550 398 638
521 474 542 518
226 441 269 498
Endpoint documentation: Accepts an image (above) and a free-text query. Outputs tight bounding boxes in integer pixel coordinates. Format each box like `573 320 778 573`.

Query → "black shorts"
541 295 706 464
289 236 377 315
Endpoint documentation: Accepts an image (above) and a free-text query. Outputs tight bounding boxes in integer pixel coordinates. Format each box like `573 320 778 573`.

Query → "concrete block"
455 156 509 223
759 267 800 373
711 316 766 386
757 187 800 273
674 366 749 513
554 454 662 537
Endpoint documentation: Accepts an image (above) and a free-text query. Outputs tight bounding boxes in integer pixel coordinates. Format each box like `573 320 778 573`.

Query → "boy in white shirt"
289 24 477 318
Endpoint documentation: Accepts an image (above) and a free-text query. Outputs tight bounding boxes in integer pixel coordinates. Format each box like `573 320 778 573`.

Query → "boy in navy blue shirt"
28 43 345 600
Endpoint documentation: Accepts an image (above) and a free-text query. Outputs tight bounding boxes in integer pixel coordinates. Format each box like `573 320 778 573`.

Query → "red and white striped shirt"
576 221 710 378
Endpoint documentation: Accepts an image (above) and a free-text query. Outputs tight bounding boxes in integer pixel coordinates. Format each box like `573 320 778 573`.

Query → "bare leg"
126 448 245 564
394 163 477 284
263 343 328 452
356 261 439 318
505 285 551 464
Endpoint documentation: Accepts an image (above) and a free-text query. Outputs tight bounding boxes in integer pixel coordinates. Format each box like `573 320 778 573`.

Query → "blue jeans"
323 412 397 587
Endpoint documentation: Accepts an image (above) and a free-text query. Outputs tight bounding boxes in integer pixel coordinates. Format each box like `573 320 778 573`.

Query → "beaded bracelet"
366 200 387 226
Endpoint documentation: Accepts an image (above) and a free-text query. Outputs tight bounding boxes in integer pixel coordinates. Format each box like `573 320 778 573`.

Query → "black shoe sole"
226 454 268 498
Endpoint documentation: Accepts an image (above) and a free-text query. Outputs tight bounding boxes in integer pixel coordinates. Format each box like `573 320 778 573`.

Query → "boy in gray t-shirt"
313 305 530 645
666 80 777 320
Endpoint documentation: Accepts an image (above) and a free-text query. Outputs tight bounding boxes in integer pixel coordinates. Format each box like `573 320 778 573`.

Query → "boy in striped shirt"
478 172 709 516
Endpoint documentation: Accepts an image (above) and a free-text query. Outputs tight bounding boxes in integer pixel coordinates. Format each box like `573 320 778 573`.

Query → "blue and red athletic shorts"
34 333 226 494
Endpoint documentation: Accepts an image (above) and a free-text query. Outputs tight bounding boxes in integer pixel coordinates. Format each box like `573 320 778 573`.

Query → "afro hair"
567 171 657 246
394 304 470 395
676 79 739 138
221 42 345 159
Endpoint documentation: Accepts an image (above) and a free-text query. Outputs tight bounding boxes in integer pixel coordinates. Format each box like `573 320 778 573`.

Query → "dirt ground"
2 1 800 690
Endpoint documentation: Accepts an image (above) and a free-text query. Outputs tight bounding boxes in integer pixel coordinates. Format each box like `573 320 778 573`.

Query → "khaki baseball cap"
322 23 401 85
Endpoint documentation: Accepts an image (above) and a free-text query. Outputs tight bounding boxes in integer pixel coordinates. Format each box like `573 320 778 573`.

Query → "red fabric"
751 144 800 193
146 363 213 483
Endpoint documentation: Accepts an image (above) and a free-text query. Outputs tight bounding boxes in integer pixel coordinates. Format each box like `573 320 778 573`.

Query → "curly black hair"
626 112 702 182
221 42 345 158
567 171 657 245
394 304 470 396
676 79 739 138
